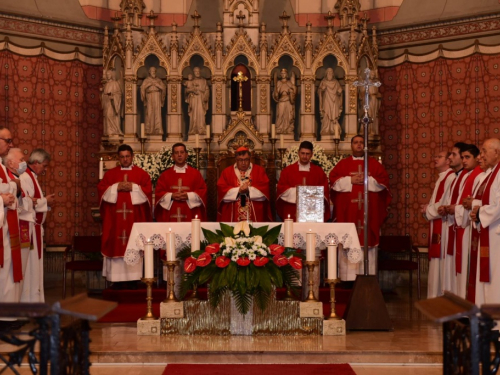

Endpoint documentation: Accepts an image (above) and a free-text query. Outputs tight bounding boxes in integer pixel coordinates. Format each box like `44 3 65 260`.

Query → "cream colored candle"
271 123 276 138
195 134 199 148
327 243 337 279
166 229 176 261
99 158 104 180
140 123 145 138
306 230 316 261
191 216 201 251
284 216 293 248
206 125 211 138
279 134 284 149
144 241 154 278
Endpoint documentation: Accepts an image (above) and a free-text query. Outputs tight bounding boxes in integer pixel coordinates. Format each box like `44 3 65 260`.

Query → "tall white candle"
166 229 176 261
206 125 211 138
279 134 284 149
327 243 337 279
191 216 201 251
284 216 293 248
99 157 104 180
195 134 199 148
144 241 154 278
140 123 145 138
271 124 276 138
306 230 316 261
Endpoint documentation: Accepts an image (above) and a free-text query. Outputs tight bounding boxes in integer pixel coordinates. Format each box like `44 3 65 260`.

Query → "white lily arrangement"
282 142 346 175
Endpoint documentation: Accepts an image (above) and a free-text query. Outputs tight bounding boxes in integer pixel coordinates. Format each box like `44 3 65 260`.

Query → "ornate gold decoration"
218 110 263 144
260 85 267 113
228 131 256 151
335 0 361 29
304 81 312 113
311 34 348 74
132 30 170 74
223 30 259 75
216 83 223 113
178 29 215 73
345 76 358 114
233 71 248 111
125 80 133 113
171 84 178 112
268 33 305 74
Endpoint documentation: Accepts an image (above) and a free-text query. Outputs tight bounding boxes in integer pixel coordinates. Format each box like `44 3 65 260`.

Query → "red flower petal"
288 256 302 270
253 256 269 267
206 243 220 254
215 256 230 268
196 252 212 267
269 244 285 256
184 257 197 273
273 254 288 267
236 257 251 266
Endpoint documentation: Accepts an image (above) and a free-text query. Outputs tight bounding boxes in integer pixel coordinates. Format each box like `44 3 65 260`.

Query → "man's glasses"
0 138 13 144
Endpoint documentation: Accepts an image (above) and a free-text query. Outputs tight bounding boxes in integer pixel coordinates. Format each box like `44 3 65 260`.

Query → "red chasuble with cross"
98 166 152 258
329 156 391 247
276 162 330 221
154 166 207 222
217 164 272 222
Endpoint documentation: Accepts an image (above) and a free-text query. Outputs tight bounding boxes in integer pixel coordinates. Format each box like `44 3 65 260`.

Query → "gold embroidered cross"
116 202 133 220
356 220 364 235
118 229 128 246
350 165 363 177
352 192 364 210
170 178 189 193
170 207 186 222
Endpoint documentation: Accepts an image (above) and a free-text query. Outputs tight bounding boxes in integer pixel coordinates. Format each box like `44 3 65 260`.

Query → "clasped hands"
470 206 480 222
0 193 15 206
172 192 188 201
117 181 133 192
351 175 363 185
239 180 251 194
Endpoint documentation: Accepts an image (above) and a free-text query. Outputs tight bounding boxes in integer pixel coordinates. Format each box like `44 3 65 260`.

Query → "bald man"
469 138 500 305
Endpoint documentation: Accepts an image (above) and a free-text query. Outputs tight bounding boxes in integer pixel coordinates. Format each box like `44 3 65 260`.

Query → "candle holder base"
282 285 295 301
187 284 199 301
138 137 147 154
305 261 319 302
325 278 342 320
140 277 158 320
163 261 180 303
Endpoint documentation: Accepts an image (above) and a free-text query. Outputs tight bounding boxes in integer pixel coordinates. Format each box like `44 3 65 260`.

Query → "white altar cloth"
125 222 362 281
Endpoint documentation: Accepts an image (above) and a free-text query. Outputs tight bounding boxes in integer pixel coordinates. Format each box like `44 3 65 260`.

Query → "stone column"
300 76 316 138
167 76 182 141
344 75 359 138
211 76 226 136
255 76 271 137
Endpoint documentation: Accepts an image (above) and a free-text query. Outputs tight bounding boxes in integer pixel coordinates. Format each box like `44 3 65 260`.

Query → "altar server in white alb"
421 151 454 298
0 126 22 305
18 149 54 302
469 138 500 305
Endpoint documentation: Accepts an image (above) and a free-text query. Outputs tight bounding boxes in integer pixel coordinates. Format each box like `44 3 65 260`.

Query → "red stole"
98 166 152 258
276 162 330 221
154 166 207 222
446 170 467 256
25 169 44 258
455 166 482 273
428 170 454 259
0 166 22 282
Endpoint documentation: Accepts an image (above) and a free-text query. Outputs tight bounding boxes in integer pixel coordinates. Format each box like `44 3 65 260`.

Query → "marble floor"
2 276 443 374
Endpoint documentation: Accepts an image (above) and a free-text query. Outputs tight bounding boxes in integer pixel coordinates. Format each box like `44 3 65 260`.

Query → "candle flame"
195 215 198 219
288 214 290 219
309 229 312 232
100 157 103 161
169 228 172 232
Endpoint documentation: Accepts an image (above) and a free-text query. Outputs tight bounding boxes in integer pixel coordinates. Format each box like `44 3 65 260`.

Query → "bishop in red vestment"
155 143 207 222
98 145 152 283
276 141 330 221
217 147 272 222
329 135 391 276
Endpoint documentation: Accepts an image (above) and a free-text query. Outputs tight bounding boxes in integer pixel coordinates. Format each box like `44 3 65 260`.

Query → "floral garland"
281 142 346 176
177 222 303 315
133 145 197 186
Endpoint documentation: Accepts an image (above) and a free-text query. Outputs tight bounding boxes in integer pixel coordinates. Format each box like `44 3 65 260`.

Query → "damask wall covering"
0 50 102 245
379 53 500 246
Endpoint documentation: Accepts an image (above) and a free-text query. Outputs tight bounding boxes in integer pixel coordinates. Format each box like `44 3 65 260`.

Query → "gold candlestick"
138 137 146 154
277 148 287 168
269 137 277 158
205 136 212 159
325 278 342 320
140 277 158 320
305 260 319 302
334 138 340 157
163 260 180 303
193 147 202 170
283 285 295 301
188 283 199 301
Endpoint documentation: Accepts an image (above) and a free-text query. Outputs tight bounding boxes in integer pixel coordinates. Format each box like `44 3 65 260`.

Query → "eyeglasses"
236 159 250 163
0 138 13 144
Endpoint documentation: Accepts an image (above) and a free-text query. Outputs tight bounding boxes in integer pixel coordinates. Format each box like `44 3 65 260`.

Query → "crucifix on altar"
233 71 248 112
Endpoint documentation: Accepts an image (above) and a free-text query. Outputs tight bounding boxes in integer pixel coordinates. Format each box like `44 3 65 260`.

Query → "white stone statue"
185 67 210 135
318 68 343 139
140 66 166 135
101 69 123 136
273 68 296 134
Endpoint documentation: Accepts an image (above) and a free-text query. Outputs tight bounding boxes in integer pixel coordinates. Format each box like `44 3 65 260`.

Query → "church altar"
126 222 362 281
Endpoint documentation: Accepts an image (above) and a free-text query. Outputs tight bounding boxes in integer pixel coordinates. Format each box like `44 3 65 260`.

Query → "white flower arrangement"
281 142 346 175
221 234 270 262
133 145 197 186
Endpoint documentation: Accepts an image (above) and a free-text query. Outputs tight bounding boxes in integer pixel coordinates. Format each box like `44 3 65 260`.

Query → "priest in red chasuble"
329 135 391 275
276 141 330 221
98 144 152 284
217 147 272 222
154 143 207 222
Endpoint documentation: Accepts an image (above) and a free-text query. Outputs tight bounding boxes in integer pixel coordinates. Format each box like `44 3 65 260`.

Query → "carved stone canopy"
218 111 263 152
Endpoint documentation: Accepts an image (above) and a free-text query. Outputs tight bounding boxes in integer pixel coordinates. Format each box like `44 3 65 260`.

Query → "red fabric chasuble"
0 165 22 282
98 166 152 258
276 162 330 222
329 156 391 247
154 166 207 222
217 164 272 222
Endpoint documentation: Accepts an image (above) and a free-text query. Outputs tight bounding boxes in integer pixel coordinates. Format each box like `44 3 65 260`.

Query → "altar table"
125 222 362 281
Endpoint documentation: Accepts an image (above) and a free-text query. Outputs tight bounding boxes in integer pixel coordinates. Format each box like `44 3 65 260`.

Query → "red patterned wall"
0 51 103 245
379 53 500 246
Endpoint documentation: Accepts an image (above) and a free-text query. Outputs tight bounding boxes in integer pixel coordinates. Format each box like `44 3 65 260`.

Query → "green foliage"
262 224 282 246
